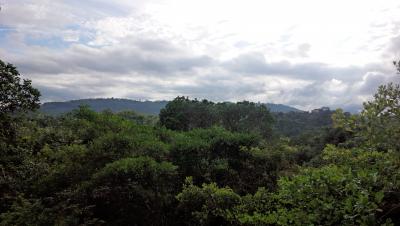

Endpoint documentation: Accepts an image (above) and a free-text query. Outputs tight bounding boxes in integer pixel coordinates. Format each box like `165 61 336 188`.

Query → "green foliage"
159 96 218 131
271 108 348 165
271 146 400 226
116 110 159 126
159 97 274 138
360 83 400 151
176 145 400 226
86 157 178 225
1 196 55 226
238 141 300 192
272 107 333 138
92 156 177 182
0 60 42 219
0 59 41 146
333 83 400 152
0 59 40 115
169 127 294 193
276 167 384 225
216 101 274 138
176 177 241 226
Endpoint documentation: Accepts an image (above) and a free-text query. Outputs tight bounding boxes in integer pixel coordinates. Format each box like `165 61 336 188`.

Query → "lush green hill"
40 98 302 115
266 103 303 113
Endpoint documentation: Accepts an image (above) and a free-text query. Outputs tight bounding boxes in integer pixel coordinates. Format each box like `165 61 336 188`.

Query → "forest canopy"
1 59 400 225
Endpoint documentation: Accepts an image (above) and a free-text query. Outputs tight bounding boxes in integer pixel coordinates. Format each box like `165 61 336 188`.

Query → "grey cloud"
10 37 214 76
8 43 399 111
279 82 351 111
280 71 400 112
37 73 161 102
387 35 400 55
169 79 266 102
134 38 180 53
32 66 247 102
223 52 379 82
358 72 387 94
357 72 400 94
38 86 88 102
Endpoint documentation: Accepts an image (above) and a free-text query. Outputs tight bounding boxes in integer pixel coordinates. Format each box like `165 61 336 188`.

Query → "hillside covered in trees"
39 99 302 115
1 59 400 226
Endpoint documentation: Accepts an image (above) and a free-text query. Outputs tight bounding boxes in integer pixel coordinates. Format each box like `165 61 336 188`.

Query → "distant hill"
40 98 302 115
264 103 303 113
40 99 168 115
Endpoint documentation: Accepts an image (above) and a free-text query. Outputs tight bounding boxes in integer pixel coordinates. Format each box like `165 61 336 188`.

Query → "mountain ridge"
40 98 303 115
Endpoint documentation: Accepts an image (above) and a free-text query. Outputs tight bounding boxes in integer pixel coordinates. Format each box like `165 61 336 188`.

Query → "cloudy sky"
1 0 400 111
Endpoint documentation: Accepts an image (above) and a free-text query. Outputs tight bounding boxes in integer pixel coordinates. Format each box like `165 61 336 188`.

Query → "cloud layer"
1 0 400 111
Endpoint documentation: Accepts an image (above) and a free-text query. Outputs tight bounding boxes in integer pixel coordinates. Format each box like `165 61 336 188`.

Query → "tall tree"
0 59 40 142
0 60 40 115
0 60 41 217
333 62 400 152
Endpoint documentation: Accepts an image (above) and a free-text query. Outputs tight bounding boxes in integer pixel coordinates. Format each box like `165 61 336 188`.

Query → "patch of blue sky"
25 35 72 49
65 0 131 17
78 34 94 45
67 25 96 44
24 24 96 49
65 24 81 30
0 26 15 41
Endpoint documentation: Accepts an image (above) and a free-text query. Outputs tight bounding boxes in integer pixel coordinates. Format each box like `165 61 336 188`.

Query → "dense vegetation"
272 107 334 138
1 58 400 225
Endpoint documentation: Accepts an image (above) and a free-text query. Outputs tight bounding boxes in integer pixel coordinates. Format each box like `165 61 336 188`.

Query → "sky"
1 0 400 111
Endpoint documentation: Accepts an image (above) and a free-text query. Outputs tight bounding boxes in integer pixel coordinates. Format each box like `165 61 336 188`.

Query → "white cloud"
324 79 348 94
